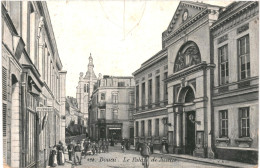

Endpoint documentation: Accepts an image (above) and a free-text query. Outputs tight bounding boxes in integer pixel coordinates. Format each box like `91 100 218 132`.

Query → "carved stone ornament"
174 41 201 72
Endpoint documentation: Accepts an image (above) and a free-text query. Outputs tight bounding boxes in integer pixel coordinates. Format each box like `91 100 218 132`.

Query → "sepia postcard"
1 0 259 168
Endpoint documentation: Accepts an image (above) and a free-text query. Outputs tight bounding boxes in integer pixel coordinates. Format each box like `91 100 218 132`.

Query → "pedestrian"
74 141 82 165
121 138 125 153
126 139 130 150
111 138 114 146
161 140 167 154
98 139 102 153
91 141 96 155
56 141 65 165
102 139 106 153
67 141 74 161
81 139 85 157
148 142 154 154
165 140 169 153
85 139 92 156
105 139 109 153
140 142 150 168
49 145 57 167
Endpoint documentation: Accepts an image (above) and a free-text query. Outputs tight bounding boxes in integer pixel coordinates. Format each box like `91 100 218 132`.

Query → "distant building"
2 1 67 167
76 54 98 133
65 96 86 136
133 1 258 164
89 75 135 141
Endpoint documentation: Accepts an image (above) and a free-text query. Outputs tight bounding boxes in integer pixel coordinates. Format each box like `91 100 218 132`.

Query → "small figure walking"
74 141 82 165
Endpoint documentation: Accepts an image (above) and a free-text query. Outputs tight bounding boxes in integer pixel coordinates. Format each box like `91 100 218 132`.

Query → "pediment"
166 1 208 35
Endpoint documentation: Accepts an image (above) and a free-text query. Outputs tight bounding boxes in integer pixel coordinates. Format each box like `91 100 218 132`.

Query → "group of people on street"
66 138 110 165
120 138 131 152
49 141 66 167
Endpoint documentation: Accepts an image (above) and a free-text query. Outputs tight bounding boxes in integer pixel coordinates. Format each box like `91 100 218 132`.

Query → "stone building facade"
133 1 258 164
88 76 135 142
65 96 85 136
1 1 67 167
76 54 98 131
211 2 259 163
132 49 169 151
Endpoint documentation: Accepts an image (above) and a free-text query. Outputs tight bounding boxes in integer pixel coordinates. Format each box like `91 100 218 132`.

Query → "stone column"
176 113 182 147
59 70 67 144
174 104 183 154
10 81 21 168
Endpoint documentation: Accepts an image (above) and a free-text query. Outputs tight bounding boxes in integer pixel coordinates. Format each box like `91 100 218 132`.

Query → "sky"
47 0 232 97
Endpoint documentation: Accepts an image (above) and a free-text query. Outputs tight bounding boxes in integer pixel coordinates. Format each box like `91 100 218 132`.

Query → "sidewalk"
152 150 257 168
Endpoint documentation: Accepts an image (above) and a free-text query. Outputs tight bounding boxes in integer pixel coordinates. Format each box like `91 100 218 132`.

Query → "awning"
108 128 121 130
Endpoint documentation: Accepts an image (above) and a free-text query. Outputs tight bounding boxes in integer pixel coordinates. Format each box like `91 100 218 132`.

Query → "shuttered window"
2 103 7 136
2 67 7 101
3 103 7 162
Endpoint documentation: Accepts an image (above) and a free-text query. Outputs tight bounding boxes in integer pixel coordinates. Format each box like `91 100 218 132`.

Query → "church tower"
76 53 98 131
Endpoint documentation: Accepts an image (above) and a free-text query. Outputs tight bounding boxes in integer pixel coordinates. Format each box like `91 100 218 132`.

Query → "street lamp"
162 118 172 127
188 114 201 125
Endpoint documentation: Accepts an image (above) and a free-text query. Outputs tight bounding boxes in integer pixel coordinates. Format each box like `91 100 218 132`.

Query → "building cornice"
36 1 63 70
163 8 210 43
132 50 167 76
1 3 18 36
165 62 215 83
211 2 258 31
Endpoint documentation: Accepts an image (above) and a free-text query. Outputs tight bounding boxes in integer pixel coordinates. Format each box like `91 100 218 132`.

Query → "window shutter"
2 67 7 101
2 103 7 162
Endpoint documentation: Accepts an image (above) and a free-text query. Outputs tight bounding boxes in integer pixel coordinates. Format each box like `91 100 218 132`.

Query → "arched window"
184 87 195 103
174 41 201 72
84 84 86 92
87 84 90 93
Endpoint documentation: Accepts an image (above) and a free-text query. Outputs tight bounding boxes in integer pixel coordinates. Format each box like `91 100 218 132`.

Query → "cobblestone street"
62 145 224 168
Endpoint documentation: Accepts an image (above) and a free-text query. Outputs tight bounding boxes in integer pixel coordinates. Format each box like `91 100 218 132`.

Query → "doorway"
186 111 196 155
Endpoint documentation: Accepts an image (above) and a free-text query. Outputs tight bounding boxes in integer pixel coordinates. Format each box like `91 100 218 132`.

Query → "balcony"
98 100 106 109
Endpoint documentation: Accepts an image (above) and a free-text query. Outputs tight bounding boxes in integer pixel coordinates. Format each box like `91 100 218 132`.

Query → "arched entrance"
177 86 196 155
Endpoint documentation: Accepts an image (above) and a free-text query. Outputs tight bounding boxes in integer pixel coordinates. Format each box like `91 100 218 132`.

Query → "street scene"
1 1 259 168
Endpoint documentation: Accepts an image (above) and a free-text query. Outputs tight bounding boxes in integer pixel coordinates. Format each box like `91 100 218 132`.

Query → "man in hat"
67 141 74 161
74 141 82 165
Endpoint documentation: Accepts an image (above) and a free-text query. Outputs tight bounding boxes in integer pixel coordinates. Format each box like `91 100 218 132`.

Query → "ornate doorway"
186 111 196 155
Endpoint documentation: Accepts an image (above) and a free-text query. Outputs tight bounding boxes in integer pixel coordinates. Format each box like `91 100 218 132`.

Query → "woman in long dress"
161 140 167 154
56 141 65 165
49 145 57 167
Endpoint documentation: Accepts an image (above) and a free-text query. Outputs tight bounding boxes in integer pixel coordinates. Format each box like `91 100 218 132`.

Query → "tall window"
155 118 159 136
136 85 139 110
112 93 118 104
101 93 105 100
163 118 168 136
141 83 145 109
239 107 250 137
29 2 37 66
219 110 228 137
135 121 139 137
129 92 134 104
84 84 87 92
148 79 152 108
100 109 105 119
113 109 118 120
219 45 229 85
238 35 250 80
141 120 145 137
164 72 168 102
148 120 152 137
155 76 160 105
118 82 125 87
87 84 89 93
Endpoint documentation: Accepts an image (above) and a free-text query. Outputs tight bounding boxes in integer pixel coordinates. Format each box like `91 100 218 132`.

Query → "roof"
66 96 78 110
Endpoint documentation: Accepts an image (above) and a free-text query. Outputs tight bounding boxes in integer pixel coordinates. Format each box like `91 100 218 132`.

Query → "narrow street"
62 145 224 168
